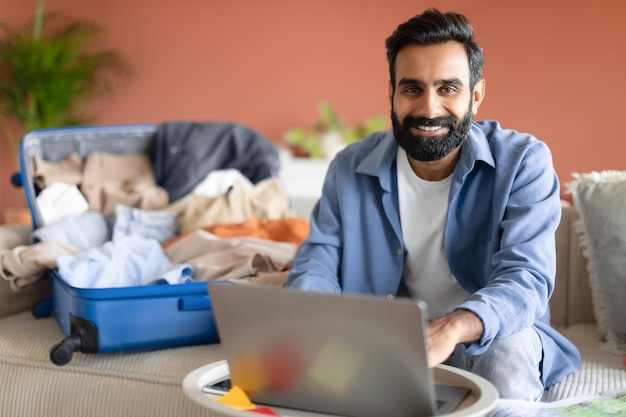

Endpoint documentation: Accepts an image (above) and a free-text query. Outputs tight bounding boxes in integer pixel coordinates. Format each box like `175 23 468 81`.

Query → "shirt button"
397 248 403 256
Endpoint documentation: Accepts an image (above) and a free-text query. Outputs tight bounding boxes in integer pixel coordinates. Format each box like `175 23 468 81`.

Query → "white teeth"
418 125 442 132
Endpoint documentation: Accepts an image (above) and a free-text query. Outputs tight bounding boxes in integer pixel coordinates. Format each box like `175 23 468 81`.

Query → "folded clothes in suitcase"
17 122 282 365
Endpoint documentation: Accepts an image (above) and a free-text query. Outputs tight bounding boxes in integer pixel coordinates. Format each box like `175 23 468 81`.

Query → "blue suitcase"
17 122 281 365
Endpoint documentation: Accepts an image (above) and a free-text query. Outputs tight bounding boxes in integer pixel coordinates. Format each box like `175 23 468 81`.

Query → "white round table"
183 360 498 417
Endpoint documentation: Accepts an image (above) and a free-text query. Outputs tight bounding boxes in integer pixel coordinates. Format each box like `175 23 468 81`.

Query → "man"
285 8 580 400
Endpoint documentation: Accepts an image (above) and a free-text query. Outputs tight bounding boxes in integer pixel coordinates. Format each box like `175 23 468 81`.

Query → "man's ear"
471 79 486 115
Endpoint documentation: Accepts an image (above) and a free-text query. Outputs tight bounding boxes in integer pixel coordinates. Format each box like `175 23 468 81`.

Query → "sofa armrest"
551 201 571 328
550 201 596 328
564 202 596 326
0 223 32 251
0 223 50 319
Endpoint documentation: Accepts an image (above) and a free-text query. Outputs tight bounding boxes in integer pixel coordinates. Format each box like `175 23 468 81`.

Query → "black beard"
391 109 472 161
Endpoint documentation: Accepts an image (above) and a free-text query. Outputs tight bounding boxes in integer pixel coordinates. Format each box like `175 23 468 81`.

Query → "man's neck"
406 147 461 181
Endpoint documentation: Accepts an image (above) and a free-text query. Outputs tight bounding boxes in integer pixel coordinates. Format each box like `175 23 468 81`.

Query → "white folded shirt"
36 182 90 226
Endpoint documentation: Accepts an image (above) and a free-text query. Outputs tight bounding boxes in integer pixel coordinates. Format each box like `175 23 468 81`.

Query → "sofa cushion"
568 170 626 354
543 324 626 401
0 311 224 417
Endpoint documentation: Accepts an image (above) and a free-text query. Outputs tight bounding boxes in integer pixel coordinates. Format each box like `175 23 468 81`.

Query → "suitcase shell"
18 123 274 365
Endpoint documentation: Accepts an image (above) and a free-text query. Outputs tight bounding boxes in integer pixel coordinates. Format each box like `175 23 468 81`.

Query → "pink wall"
2 0 625 221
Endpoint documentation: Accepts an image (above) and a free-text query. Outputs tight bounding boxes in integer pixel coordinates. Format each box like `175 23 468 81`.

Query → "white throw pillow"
567 170 626 354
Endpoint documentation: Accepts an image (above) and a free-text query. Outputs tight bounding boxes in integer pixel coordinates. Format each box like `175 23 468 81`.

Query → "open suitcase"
16 122 281 365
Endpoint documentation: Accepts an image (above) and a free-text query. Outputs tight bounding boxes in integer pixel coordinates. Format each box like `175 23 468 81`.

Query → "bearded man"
285 8 580 400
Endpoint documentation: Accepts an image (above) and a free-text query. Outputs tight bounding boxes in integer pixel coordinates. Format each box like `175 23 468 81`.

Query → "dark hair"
385 8 484 91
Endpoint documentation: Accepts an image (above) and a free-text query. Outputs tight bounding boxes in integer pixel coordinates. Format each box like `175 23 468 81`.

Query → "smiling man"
285 9 581 400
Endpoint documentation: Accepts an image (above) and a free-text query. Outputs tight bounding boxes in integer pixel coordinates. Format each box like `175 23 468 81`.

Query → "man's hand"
426 308 484 367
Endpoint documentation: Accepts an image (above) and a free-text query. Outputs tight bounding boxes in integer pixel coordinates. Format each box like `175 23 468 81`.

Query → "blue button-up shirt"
286 120 580 388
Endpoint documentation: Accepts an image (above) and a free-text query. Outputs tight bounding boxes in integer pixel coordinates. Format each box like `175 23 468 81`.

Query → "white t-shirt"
396 147 469 319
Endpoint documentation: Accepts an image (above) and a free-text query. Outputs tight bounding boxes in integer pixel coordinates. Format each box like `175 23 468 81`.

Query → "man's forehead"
394 42 470 84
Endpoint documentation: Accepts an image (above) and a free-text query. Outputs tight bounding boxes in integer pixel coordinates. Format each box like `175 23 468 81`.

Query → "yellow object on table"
215 385 256 411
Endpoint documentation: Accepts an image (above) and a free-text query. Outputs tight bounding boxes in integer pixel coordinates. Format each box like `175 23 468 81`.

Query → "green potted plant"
0 0 132 170
283 101 388 159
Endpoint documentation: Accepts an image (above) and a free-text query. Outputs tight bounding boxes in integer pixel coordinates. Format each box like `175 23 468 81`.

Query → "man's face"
389 42 484 161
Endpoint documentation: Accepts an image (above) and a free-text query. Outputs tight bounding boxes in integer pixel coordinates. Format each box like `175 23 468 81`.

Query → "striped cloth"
543 324 626 401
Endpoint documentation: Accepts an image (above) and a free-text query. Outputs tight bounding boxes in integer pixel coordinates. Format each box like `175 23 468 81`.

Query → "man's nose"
417 91 442 119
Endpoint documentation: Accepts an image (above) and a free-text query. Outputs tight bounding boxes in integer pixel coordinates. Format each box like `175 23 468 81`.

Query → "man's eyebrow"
438 78 464 86
397 77 464 86
398 78 423 86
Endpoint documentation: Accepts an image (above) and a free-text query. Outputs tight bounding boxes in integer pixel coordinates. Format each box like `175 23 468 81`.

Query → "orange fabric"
162 217 309 250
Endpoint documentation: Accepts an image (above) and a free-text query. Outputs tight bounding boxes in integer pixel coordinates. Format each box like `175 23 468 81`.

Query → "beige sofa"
544 201 626 401
0 201 624 416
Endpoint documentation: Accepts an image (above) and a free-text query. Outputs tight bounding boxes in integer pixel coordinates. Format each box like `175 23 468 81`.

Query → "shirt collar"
355 122 496 190
355 130 398 192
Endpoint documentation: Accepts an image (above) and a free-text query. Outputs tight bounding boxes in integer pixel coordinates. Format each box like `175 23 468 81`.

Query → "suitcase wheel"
50 335 82 366
49 316 99 366
32 297 52 318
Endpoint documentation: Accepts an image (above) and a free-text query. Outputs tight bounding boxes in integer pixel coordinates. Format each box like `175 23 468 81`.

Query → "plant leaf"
0 3 132 143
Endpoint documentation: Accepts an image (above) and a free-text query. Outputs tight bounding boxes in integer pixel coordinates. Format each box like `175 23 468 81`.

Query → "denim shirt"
286 120 581 388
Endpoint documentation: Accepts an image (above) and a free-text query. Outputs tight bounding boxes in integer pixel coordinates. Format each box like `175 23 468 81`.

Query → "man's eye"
403 87 420 94
440 86 458 94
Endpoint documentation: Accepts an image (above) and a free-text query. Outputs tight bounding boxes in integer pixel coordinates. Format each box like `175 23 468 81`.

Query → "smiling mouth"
418 125 443 132
412 125 449 135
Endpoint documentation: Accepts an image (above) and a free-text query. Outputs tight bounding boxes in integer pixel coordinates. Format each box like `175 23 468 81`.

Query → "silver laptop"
208 283 468 417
